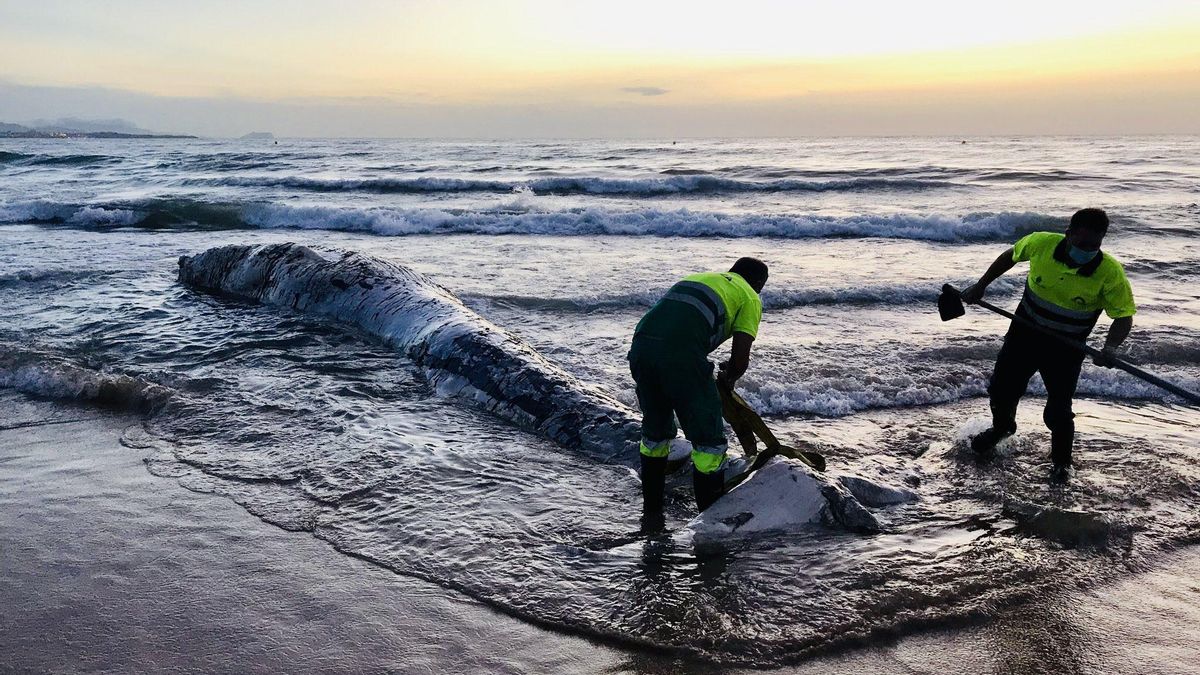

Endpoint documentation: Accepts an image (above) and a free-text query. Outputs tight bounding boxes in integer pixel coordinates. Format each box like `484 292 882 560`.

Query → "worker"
960 208 1135 481
628 257 768 514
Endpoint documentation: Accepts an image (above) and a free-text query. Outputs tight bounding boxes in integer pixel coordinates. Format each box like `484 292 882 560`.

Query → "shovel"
938 284 1200 405
718 379 827 471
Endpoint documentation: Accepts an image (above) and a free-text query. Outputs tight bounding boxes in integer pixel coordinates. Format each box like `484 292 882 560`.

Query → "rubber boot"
1050 426 1073 472
970 426 1014 455
640 454 667 513
692 466 726 512
639 455 668 534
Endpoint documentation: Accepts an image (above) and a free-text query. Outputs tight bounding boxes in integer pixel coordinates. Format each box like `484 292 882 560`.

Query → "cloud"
620 86 669 97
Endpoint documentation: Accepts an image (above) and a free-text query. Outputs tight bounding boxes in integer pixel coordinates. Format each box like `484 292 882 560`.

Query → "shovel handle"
947 285 1200 405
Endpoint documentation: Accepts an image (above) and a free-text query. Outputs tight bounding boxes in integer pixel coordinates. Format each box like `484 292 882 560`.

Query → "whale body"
688 457 882 540
178 243 903 532
179 243 639 463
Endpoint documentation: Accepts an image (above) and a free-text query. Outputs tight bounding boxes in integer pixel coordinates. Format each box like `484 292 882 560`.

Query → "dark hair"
730 257 769 289
1069 208 1109 235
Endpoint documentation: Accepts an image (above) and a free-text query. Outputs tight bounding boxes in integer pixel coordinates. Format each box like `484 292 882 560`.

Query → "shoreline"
2 392 1199 673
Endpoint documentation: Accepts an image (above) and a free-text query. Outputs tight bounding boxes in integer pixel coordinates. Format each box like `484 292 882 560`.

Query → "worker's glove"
716 362 734 389
959 283 985 305
1093 346 1119 368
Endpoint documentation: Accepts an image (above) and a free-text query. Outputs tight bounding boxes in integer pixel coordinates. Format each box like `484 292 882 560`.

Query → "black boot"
640 454 667 513
692 466 726 512
1050 427 1073 473
970 426 1014 455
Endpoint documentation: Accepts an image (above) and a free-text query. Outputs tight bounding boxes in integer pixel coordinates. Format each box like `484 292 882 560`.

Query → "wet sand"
2 392 1199 674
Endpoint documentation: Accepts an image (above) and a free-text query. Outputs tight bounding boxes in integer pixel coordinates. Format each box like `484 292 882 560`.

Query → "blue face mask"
1068 245 1099 265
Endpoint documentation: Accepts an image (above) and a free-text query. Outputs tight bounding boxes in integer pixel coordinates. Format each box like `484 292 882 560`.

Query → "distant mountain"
0 118 195 139
240 132 275 140
25 117 154 135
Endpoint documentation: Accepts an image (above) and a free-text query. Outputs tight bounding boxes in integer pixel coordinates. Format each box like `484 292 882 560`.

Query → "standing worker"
960 208 1135 480
629 258 768 516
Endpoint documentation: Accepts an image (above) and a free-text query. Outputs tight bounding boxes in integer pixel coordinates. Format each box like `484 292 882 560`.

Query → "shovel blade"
775 444 826 472
938 284 965 321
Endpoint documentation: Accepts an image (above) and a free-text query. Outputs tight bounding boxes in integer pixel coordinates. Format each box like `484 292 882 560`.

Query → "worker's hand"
1094 346 1119 368
716 364 735 390
959 283 985 305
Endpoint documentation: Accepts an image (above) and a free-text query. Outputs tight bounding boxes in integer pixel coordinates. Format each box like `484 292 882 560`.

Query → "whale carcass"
178 243 907 533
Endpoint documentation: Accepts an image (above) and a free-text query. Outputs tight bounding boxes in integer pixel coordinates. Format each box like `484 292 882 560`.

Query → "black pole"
945 285 1200 406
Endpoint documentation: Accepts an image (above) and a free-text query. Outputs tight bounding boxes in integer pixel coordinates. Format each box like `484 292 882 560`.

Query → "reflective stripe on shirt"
663 280 727 349
1018 283 1101 337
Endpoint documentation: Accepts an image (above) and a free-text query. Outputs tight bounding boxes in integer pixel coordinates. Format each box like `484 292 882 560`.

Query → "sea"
1 136 1198 667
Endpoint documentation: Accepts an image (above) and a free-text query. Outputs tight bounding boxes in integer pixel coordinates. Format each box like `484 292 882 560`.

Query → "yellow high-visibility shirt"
1011 231 1135 336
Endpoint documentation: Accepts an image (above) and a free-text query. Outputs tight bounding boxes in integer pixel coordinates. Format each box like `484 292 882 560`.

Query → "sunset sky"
1 0 1197 137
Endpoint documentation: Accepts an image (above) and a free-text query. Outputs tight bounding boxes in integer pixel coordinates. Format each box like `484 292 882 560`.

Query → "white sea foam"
66 206 141 226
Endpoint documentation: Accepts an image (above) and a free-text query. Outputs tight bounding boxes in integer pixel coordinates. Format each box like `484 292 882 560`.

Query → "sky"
1 0 1198 137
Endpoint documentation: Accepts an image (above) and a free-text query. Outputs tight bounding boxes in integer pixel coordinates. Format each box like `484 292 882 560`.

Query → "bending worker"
961 208 1135 480
628 257 768 514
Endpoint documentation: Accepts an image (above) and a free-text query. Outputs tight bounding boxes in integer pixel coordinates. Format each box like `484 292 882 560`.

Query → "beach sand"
3 392 1199 674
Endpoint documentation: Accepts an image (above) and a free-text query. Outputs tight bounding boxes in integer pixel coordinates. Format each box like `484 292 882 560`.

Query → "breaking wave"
467 277 1026 313
0 268 119 288
741 357 1200 417
241 204 1057 241
0 346 171 413
0 198 1061 242
189 174 959 195
0 199 247 229
0 151 116 167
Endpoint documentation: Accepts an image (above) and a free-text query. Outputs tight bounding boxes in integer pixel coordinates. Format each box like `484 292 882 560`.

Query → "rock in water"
837 474 919 507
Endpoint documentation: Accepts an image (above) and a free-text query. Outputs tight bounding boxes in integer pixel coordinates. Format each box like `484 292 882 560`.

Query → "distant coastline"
1 129 197 139
0 118 196 139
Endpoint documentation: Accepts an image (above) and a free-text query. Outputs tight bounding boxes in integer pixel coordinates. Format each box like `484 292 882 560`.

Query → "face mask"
1068 245 1099 265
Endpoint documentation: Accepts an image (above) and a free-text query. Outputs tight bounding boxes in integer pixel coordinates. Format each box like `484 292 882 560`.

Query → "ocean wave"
0 268 118 288
1124 337 1200 367
881 327 1200 372
975 169 1104 182
189 173 959 195
739 359 1199 417
0 346 172 413
0 151 116 167
743 369 990 417
0 198 246 229
242 203 1056 242
466 277 1026 313
1121 259 1200 278
739 348 1200 417
0 197 1060 242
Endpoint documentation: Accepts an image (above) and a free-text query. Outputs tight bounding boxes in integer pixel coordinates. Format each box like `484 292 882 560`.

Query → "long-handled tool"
938 284 1200 405
718 380 827 471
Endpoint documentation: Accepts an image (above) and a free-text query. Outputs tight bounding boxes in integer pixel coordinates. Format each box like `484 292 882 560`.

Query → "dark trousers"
987 321 1085 465
627 336 725 449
